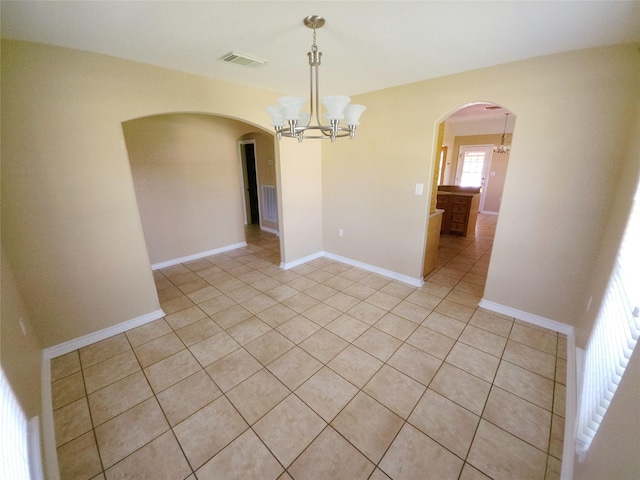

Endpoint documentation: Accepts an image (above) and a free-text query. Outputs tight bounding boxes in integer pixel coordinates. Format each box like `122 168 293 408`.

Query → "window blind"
576 181 640 458
0 368 31 480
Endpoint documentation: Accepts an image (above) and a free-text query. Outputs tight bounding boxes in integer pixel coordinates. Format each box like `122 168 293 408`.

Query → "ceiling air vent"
220 51 266 68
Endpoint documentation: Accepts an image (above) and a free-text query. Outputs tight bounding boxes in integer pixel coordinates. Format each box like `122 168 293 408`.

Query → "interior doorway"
456 144 494 212
240 140 260 225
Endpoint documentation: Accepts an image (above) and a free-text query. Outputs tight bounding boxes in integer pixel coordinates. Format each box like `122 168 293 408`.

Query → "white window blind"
0 368 31 480
576 181 640 458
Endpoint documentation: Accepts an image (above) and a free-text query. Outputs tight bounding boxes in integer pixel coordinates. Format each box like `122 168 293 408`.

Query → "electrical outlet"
338 228 344 237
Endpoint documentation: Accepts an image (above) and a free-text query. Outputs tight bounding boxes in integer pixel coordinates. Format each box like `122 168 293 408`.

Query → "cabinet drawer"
452 196 470 205
450 223 465 233
452 204 467 214
451 214 466 223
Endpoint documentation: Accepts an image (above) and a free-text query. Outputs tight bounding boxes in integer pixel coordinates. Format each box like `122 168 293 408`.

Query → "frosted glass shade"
344 104 366 126
322 95 351 120
299 112 311 126
278 96 306 120
265 106 285 127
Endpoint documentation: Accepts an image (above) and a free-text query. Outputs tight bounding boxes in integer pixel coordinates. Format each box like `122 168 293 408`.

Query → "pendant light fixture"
493 113 511 154
265 15 366 143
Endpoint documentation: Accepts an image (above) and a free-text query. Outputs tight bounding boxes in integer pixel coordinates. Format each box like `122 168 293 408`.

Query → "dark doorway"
243 143 260 224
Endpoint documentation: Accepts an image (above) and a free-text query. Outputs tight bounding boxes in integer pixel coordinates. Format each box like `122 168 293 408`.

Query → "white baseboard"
480 210 500 215
260 225 279 236
40 307 166 480
151 242 248 270
281 250 423 287
42 309 165 361
478 298 576 480
28 416 44 480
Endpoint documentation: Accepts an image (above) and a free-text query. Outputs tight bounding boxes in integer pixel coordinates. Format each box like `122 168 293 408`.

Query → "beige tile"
189 331 240 367
549 414 565 459
459 324 507 357
295 367 359 422
546 456 562 480
104 430 191 480
446 342 500 383
484 387 551 451
88 371 153 426
510 323 557 355
435 300 475 322
51 351 81 382
299 329 349 363
281 293 320 314
469 310 513 337
503 340 556 380
428 273 462 288
57 431 102 480
555 358 567 385
331 392 403 463
164 305 208 330
160 295 195 315
357 273 391 289
241 293 279 314
83 350 140 394
125 319 172 348
373 313 419 341
302 302 343 326
256 303 298 328
80 334 131 368
95 397 169 468
369 468 392 480
304 283 338 301
379 423 463 480
353 327 403 362
54 397 93 447
157 285 183 303
364 365 425 418
306 269 336 284
216 277 248 294
410 389 479 459
325 314 369 342
186 285 222 304
387 343 442 386
226 368 289 424
276 315 320 343
198 294 237 316
324 292 361 312
173 396 248 469
419 281 453 298
144 349 201 393
366 291 402 311
445 289 481 309
347 301 388 325
156 370 222 426
133 332 185 368
286 275 319 292
406 325 455 360
179 278 210 295
494 361 554 410
460 463 492 480
554 382 566 417
226 316 272 345
52 371 85 410
430 363 491 415
267 346 323 390
205 348 262 392
244 330 295 364
467 420 547 480
405 290 443 310
422 311 467 339
328 345 383 388
289 426 375 480
195 429 283 480
342 282 377 300
391 300 431 324
380 281 415 299
253 394 326 467
212 304 253 329
174 318 222 346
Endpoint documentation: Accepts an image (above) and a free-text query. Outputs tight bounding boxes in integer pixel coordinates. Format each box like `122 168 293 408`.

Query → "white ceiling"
2 1 639 100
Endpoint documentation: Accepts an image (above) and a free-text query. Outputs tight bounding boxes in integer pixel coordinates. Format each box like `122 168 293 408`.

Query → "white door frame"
237 140 261 227
456 144 493 212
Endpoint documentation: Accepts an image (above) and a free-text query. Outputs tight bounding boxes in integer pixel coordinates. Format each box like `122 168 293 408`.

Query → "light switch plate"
415 183 424 195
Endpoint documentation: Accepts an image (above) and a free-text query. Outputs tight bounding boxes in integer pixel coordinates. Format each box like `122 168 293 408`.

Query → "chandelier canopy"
266 15 366 143
493 112 511 154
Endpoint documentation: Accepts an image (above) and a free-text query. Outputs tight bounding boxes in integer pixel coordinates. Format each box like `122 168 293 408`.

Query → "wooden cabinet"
437 190 481 236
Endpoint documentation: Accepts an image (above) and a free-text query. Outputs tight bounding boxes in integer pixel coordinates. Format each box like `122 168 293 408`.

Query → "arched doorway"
423 103 516 297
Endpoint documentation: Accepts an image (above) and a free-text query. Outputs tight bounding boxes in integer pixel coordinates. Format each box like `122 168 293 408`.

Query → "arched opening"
423 103 516 302
121 112 280 269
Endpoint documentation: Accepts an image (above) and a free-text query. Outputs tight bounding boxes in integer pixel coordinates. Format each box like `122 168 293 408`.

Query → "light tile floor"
51 215 566 480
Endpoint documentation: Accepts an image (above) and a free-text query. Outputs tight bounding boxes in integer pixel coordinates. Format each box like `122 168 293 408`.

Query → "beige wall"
324 44 639 327
1 40 318 347
1 247 42 417
449 133 511 213
123 114 251 265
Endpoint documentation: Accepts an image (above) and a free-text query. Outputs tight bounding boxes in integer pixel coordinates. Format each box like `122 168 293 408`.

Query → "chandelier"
493 112 511 154
265 15 366 142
